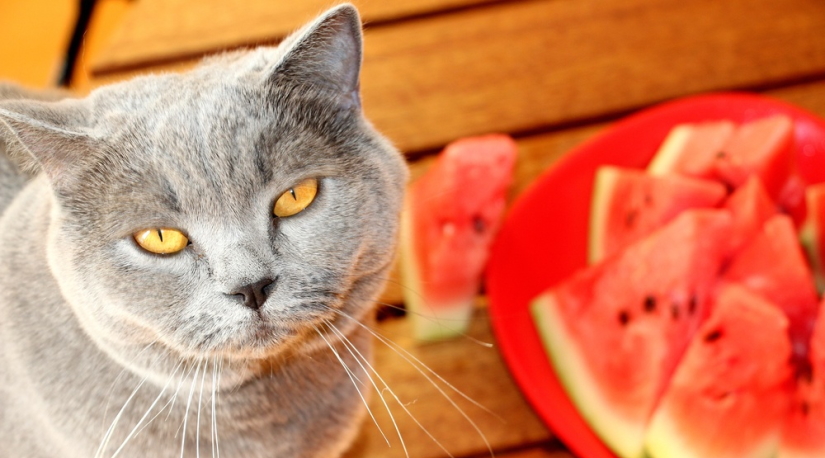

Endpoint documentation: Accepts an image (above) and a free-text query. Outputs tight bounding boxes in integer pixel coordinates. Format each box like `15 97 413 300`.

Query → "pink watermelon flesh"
801 182 825 294
780 296 825 458
723 214 820 361
647 120 735 179
645 283 793 458
715 114 795 199
531 209 733 458
589 165 727 263
723 176 777 254
401 134 517 340
778 174 808 228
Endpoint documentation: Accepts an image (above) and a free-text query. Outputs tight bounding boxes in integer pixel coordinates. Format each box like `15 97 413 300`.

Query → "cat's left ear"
0 99 97 192
272 4 363 107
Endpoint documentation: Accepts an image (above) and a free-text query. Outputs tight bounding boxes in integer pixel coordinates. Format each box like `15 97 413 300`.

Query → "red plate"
485 92 825 458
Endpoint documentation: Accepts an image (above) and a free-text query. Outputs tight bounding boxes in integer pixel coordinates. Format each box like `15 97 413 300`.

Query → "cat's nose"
229 277 276 310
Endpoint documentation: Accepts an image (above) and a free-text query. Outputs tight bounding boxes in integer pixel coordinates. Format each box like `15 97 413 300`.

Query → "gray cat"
0 4 408 457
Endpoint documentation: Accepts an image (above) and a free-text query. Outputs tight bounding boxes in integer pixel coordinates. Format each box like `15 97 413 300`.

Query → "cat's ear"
272 4 363 106
0 99 96 191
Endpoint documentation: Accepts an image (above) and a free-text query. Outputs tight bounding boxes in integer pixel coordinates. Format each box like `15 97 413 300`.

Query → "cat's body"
0 5 407 457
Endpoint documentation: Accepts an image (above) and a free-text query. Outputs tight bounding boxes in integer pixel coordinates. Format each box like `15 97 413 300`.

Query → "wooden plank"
341 306 553 458
494 448 577 458
359 0 825 153
85 0 825 155
90 0 501 75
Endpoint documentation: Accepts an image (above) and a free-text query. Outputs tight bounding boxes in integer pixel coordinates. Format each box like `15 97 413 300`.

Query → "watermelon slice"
400 134 517 340
647 120 735 179
723 214 819 357
647 116 795 200
588 165 727 263
723 176 777 254
531 209 733 458
715 114 795 198
801 182 825 293
644 283 793 458
779 297 825 458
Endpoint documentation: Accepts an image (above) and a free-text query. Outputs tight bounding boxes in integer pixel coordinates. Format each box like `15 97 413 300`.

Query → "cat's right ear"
0 99 96 191
271 4 363 108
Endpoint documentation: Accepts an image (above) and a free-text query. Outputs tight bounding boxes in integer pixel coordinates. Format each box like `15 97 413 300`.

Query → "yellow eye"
274 178 318 217
133 228 189 254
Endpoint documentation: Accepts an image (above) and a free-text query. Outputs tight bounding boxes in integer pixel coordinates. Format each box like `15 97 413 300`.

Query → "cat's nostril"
229 277 276 310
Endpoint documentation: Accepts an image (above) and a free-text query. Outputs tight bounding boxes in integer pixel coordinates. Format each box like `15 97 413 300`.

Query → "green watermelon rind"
587 166 620 265
399 197 474 341
800 183 825 294
647 124 693 176
645 403 779 458
531 293 646 458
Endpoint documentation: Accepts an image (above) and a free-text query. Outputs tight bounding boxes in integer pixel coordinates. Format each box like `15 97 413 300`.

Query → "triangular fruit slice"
647 120 735 178
779 296 825 458
400 134 517 340
588 165 727 263
531 209 732 458
645 283 793 458
800 182 825 293
723 214 819 357
715 114 795 199
723 176 777 254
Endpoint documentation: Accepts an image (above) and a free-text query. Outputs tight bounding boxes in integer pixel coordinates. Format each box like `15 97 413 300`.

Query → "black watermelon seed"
704 329 723 343
618 311 630 326
472 215 486 234
643 296 657 313
670 303 680 320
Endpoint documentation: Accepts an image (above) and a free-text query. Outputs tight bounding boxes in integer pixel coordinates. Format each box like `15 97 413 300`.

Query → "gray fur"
0 4 407 457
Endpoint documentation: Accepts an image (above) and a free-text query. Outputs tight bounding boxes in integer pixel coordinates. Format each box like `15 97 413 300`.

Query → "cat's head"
0 4 407 384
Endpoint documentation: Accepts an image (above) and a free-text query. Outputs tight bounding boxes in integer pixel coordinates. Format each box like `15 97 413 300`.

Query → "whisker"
211 355 219 458
336 305 500 420
110 361 183 458
133 360 194 438
325 323 404 450
163 360 199 424
100 343 156 438
180 359 203 458
215 357 223 458
314 324 391 447
329 306 499 457
95 375 148 458
325 322 445 458
197 358 208 458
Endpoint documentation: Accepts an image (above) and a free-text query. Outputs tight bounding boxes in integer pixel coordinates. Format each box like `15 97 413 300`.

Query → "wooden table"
82 1 825 456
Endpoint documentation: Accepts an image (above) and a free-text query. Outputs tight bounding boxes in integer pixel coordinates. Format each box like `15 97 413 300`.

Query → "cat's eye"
133 228 189 254
273 178 318 218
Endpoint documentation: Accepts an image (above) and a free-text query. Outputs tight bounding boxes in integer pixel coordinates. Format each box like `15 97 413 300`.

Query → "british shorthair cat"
0 4 407 457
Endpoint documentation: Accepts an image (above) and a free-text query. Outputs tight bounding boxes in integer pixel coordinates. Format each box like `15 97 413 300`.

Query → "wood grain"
341 306 552 458
90 0 502 74
359 0 825 153
87 0 825 157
